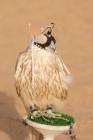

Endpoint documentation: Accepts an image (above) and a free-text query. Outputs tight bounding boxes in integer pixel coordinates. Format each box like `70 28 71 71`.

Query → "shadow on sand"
0 91 29 140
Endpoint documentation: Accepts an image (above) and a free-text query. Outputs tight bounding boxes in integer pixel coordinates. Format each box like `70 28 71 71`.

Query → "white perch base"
24 116 75 140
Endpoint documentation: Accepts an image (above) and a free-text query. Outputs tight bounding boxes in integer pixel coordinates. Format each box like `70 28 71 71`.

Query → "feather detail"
15 45 70 112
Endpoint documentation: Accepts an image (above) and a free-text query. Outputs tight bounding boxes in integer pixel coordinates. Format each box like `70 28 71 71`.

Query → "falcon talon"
51 121 53 124
31 116 34 119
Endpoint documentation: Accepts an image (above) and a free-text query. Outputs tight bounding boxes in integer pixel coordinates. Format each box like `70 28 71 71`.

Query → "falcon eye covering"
34 23 56 51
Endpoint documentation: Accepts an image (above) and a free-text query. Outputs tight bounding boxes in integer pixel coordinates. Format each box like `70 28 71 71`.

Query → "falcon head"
34 23 56 51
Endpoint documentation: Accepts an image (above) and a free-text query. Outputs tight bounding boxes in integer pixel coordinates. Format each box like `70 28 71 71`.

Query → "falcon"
14 23 72 119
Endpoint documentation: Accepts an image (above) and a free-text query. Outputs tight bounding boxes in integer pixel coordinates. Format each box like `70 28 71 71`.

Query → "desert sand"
0 0 93 140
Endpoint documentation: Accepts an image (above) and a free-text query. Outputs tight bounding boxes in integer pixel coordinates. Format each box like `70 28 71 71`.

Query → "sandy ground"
0 0 93 140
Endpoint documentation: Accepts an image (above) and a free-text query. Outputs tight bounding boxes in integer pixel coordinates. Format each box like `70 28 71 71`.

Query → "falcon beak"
49 41 56 51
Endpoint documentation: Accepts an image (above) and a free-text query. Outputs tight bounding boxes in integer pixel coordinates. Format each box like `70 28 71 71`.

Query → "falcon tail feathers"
65 75 73 87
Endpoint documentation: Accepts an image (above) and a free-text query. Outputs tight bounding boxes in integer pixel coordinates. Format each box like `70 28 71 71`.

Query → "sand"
0 0 93 140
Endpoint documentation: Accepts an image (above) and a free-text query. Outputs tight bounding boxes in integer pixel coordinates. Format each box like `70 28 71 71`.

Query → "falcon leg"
29 104 62 120
46 106 61 118
29 104 41 119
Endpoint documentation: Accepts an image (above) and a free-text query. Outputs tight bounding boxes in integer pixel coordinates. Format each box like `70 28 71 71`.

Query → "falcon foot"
29 110 62 123
46 107 62 118
29 106 64 123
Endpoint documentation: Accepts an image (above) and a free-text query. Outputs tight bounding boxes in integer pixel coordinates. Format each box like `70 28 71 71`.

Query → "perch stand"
24 116 75 140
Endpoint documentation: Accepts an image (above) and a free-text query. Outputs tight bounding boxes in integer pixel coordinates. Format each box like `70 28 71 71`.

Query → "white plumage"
15 44 71 112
